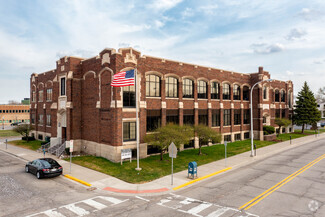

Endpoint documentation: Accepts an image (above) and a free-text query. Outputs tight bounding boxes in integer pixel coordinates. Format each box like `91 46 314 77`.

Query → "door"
61 127 66 143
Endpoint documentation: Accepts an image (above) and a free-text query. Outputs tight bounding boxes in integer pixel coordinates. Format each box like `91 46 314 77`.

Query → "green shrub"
263 126 275 135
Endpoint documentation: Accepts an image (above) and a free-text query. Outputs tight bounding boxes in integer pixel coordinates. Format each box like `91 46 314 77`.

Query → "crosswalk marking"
61 204 89 216
206 207 229 217
98 196 128 205
43 210 66 217
82 199 107 210
187 203 213 215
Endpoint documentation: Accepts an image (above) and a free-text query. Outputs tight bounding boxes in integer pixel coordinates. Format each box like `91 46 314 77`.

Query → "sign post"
224 141 227 167
169 142 177 185
121 149 132 165
69 140 73 174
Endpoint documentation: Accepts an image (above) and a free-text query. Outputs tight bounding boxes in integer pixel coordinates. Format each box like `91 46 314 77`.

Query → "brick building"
30 47 293 162
0 105 30 127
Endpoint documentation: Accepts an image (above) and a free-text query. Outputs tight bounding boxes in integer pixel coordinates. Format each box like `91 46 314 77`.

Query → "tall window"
223 84 230 100
281 109 285 118
147 110 161 132
263 86 267 100
123 85 135 107
198 109 208 125
123 122 136 141
165 77 178 98
183 79 194 98
275 109 280 118
166 110 179 124
212 109 220 127
243 86 249 101
39 114 43 125
288 92 292 108
32 91 36 102
244 109 250 124
183 109 194 125
275 90 280 102
31 114 35 124
223 109 231 126
281 90 285 102
46 89 52 101
211 82 220 99
46 115 51 126
146 74 160 97
234 109 241 125
233 84 240 100
38 90 43 102
197 80 207 99
60 77 66 96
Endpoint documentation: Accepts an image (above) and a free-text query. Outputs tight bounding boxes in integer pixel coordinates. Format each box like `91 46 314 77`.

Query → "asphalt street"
1 137 325 217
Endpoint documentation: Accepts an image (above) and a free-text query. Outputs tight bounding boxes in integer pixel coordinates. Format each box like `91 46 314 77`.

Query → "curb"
103 186 169 194
64 174 92 187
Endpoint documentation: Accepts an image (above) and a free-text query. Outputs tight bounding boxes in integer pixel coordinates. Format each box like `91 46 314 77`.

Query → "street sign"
169 142 177 158
121 149 132 165
317 123 321 127
69 140 74 152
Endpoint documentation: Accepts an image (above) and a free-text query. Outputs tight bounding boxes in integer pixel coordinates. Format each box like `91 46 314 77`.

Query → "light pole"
250 79 273 157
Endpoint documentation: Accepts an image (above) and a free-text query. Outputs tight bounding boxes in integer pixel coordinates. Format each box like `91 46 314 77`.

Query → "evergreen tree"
294 82 321 133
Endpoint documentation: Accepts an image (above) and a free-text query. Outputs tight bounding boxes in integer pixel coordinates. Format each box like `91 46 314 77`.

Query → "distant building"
21 98 30 105
317 103 325 120
0 105 30 126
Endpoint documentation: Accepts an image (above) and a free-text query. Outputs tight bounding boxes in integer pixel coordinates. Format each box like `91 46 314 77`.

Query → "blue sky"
0 0 325 103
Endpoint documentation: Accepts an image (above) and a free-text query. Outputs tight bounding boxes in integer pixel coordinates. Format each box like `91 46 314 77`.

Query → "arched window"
146 74 160 97
233 84 240 100
183 79 194 98
223 83 231 100
197 80 207 99
275 90 280 102
263 86 267 100
288 91 292 108
243 86 249 101
165 77 178 98
211 82 220 99
281 90 286 102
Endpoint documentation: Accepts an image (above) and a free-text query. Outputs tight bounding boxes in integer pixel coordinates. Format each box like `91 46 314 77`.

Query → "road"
1 137 325 217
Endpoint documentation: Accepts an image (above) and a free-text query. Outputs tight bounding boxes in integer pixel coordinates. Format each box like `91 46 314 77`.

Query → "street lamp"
250 79 273 157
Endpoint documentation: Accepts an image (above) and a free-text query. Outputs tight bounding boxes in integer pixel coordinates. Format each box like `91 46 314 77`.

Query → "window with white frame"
46 115 51 126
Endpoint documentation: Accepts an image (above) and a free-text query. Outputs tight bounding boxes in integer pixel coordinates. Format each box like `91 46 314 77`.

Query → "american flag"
111 69 135 87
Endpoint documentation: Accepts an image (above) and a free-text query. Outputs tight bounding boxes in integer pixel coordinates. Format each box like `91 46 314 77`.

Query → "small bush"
263 126 275 135
22 136 35 141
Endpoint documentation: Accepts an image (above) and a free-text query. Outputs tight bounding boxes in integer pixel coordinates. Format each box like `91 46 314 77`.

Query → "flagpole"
135 68 141 171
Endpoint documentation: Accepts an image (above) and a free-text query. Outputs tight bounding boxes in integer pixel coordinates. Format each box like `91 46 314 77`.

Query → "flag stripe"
111 70 135 87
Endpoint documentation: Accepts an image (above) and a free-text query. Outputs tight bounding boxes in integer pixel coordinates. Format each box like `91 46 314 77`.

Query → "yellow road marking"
239 153 325 210
173 167 232 191
64 174 92 187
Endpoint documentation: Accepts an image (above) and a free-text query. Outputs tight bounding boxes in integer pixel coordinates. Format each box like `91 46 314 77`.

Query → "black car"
25 158 63 179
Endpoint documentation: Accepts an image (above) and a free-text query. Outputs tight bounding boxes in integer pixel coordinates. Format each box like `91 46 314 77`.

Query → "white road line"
187 203 213 215
98 196 128 205
157 199 171 206
82 199 107 210
135 196 150 202
206 207 229 217
43 209 66 217
61 204 89 216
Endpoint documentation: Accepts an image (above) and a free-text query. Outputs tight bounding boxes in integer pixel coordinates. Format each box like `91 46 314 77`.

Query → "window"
224 135 231 142
275 90 280 102
212 109 220 127
46 115 51 126
39 114 43 125
288 92 292 108
38 134 43 140
123 122 136 141
32 91 36 102
281 90 285 102
275 109 280 118
263 116 266 124
146 74 160 97
235 133 241 141
234 109 241 125
166 110 179 124
46 89 53 101
244 109 250 124
198 109 208 125
146 110 161 132
244 132 250 139
197 80 207 99
123 85 135 107
282 127 286 133
263 86 267 100
183 79 194 98
282 109 285 118
38 90 43 102
183 109 194 125
31 114 35 124
243 86 249 101
223 109 231 126
60 77 66 96
233 85 240 100
211 82 220 99
165 77 178 98
223 84 230 100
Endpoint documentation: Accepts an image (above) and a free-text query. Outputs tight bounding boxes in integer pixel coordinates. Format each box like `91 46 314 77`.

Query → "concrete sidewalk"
1 133 324 196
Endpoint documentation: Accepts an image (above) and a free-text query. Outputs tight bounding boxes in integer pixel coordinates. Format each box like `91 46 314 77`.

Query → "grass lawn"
66 139 276 183
8 140 43 151
0 130 20 137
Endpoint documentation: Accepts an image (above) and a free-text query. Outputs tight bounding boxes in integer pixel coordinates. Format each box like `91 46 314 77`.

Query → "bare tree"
316 87 325 103
13 124 34 142
8 100 21 105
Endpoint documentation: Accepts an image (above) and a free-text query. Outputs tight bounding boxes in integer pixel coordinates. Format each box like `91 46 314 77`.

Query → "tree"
194 124 221 155
13 124 34 142
294 82 321 133
274 118 291 136
144 124 193 161
316 87 325 103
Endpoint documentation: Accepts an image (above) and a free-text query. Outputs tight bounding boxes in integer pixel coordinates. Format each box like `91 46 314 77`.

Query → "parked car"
25 158 63 179
10 122 19 126
321 123 325 127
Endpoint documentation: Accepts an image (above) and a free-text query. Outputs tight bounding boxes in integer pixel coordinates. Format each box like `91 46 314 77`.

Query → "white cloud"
286 28 307 40
251 43 285 54
298 8 324 21
198 4 219 15
154 20 165 28
182 7 194 18
148 0 183 11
